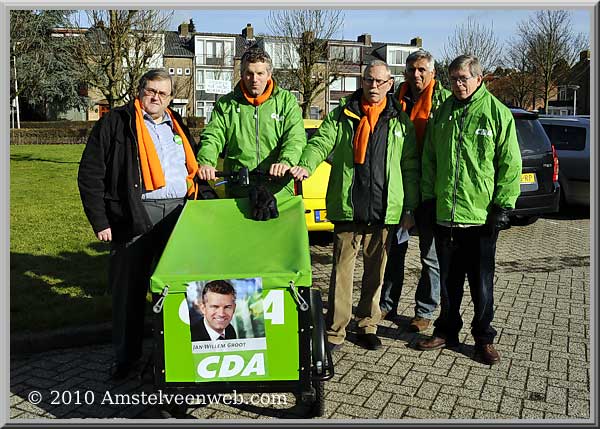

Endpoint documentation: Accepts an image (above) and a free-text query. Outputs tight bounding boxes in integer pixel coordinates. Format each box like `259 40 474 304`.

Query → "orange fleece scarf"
352 96 387 164
397 79 435 154
134 99 199 197
241 79 274 106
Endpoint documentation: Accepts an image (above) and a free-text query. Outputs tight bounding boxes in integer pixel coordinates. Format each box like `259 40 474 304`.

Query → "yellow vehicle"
298 120 333 232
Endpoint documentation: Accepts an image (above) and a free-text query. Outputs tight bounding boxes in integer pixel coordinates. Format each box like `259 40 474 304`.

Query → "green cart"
150 195 334 417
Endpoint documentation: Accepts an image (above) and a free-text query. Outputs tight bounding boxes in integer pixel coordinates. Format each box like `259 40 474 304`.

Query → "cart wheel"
309 379 325 417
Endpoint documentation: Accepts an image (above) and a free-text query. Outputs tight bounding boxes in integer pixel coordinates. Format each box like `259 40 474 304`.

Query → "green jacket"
197 81 306 197
421 83 522 225
299 92 419 224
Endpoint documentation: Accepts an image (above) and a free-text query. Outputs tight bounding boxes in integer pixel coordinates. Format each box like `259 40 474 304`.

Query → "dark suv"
510 108 560 225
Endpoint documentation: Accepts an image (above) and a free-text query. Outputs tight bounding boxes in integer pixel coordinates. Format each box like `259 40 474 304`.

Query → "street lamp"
567 84 580 116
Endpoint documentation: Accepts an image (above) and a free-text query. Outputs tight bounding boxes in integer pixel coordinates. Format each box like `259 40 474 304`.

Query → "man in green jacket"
417 55 522 365
379 49 451 332
197 48 305 199
290 60 419 351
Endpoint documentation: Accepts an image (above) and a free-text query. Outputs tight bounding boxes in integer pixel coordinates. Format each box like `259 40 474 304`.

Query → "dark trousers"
432 224 498 345
109 198 184 365
379 203 440 318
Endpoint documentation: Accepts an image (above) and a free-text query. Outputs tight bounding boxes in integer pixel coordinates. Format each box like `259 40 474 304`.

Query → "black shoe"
109 361 134 381
327 341 343 352
356 333 382 350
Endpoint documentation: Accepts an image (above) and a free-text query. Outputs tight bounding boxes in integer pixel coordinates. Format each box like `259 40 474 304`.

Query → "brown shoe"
416 336 447 351
409 316 432 333
477 344 501 365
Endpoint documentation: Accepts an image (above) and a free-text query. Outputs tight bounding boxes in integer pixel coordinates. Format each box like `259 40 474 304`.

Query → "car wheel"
510 215 539 226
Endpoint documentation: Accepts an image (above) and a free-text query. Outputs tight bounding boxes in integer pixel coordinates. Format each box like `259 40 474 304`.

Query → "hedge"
10 127 205 145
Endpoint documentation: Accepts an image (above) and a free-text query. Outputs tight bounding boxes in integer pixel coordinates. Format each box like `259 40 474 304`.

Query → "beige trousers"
326 223 392 344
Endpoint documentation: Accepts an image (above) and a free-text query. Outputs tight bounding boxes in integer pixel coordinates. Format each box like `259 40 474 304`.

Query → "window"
310 106 320 120
264 41 299 68
205 40 234 65
168 68 175 75
196 69 233 91
388 49 410 65
330 76 359 92
184 68 191 75
177 68 183 75
290 90 301 102
330 45 360 63
542 124 586 151
196 101 215 122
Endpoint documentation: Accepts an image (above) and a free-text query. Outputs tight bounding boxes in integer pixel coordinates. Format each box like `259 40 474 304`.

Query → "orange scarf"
352 96 387 164
397 79 435 154
134 99 199 197
241 79 274 106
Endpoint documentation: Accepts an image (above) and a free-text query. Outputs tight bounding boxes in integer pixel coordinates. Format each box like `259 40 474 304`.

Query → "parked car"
539 115 590 206
297 120 333 232
509 108 560 225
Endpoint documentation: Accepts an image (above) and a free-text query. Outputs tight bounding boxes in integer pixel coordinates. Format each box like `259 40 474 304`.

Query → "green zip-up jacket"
298 92 419 224
197 81 306 197
421 83 522 225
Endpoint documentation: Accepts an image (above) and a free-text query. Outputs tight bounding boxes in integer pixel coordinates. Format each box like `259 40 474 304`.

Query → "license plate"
314 210 328 223
521 173 536 184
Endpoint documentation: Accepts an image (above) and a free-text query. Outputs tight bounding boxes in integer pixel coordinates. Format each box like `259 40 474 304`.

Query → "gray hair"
363 60 391 79
406 49 435 72
241 47 273 74
448 54 483 77
137 69 175 99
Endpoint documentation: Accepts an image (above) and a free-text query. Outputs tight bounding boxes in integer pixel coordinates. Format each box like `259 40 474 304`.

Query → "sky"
164 8 592 60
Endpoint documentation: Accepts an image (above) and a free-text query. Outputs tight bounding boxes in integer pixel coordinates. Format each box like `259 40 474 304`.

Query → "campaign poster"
185 277 267 381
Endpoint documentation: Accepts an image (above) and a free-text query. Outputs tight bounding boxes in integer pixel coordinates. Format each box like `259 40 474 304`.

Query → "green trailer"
150 195 333 417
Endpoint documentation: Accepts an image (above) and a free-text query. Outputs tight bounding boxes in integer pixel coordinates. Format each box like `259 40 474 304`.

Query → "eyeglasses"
363 77 393 88
143 87 171 99
449 76 475 86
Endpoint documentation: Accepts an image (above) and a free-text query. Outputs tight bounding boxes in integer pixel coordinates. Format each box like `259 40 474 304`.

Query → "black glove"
249 185 279 221
189 177 218 200
488 204 511 231
421 199 437 226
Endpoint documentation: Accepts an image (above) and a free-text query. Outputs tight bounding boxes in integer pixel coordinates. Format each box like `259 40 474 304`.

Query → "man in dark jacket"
78 69 202 379
291 61 419 351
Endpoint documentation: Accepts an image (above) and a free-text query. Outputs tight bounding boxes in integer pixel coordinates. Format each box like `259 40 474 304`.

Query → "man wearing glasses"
290 60 419 351
379 50 450 332
417 55 521 365
78 69 202 379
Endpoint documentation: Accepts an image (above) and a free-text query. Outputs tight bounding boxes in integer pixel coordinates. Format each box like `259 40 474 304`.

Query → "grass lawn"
10 144 112 333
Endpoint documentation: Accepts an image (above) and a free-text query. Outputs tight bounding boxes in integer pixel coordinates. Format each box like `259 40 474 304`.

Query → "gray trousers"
109 198 184 365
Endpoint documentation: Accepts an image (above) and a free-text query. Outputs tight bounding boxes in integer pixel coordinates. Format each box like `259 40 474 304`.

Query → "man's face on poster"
198 291 236 333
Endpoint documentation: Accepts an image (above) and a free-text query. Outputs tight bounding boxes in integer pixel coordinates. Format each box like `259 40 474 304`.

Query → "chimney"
242 23 254 40
178 22 189 38
357 34 372 46
580 50 590 62
410 37 422 47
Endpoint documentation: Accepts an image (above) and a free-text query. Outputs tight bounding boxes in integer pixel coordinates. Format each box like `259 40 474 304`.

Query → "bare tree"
442 16 503 74
72 10 173 108
266 10 344 118
516 10 588 112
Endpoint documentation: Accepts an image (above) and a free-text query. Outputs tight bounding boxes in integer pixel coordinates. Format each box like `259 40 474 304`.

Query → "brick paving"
9 209 592 422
